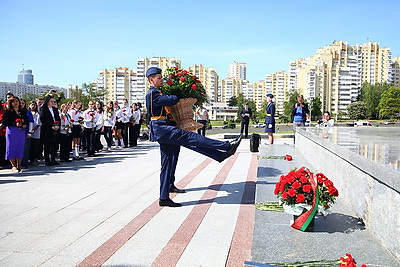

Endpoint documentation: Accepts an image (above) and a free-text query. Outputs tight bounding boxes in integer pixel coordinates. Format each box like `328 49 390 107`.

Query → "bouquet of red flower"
53 121 60 126
78 116 84 124
161 67 208 106
274 167 338 216
106 107 113 119
15 118 24 129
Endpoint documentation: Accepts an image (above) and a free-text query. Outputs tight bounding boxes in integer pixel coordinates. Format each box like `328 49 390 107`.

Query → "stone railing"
295 128 400 260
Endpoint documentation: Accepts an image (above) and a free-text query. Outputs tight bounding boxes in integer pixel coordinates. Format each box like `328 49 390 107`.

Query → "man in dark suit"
39 95 61 166
240 103 252 138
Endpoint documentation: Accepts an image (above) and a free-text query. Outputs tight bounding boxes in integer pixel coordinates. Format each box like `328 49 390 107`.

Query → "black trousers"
240 121 249 138
104 126 113 147
29 138 42 162
95 129 103 151
122 122 129 147
43 132 59 163
197 120 207 136
83 128 96 156
59 134 72 160
131 124 140 146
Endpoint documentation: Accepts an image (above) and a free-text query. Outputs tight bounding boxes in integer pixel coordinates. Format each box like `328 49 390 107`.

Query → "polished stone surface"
305 126 400 172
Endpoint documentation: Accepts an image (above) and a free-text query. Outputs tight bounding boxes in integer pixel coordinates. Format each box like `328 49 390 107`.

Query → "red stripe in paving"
151 153 240 267
226 153 257 266
77 158 212 267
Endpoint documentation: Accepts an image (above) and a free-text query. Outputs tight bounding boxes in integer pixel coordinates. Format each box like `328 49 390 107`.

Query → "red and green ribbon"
291 172 320 231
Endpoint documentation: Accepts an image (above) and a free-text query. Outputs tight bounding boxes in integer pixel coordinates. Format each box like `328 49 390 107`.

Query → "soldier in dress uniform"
145 67 242 207
264 94 275 144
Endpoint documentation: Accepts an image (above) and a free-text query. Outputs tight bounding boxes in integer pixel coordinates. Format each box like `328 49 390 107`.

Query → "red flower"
285 155 292 161
281 192 288 199
302 184 312 193
180 77 186 82
15 118 23 123
193 75 197 79
300 176 308 184
54 121 60 124
174 67 178 70
167 80 173 85
287 188 296 197
191 84 197 90
328 187 339 196
296 194 305 203
324 179 334 188
177 72 182 76
70 119 75 122
79 117 84 120
196 80 201 83
183 70 188 74
292 181 301 189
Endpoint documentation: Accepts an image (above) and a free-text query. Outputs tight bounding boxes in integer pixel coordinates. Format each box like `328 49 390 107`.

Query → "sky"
1 0 399 88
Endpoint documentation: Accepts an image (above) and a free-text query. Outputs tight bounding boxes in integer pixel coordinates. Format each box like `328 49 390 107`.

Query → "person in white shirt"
103 101 116 151
113 101 124 148
59 103 72 162
121 99 132 148
83 101 97 157
68 100 84 160
94 101 104 152
28 100 42 165
195 104 209 136
130 103 141 146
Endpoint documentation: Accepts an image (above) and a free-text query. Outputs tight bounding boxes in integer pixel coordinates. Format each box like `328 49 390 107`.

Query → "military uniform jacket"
265 102 275 124
145 86 179 141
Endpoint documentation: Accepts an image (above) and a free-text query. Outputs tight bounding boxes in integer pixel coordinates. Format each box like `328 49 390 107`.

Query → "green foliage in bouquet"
161 67 208 107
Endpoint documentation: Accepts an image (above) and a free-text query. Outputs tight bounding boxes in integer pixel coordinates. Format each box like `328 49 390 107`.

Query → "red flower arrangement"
285 154 293 161
15 118 24 129
161 67 208 106
339 253 366 267
274 167 338 216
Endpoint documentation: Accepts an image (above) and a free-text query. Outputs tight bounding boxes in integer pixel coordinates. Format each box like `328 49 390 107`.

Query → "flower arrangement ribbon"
291 171 320 231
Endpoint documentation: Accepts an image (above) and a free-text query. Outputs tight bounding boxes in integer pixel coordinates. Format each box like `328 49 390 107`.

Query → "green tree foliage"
282 90 300 123
228 96 237 107
347 101 368 120
22 92 40 104
360 82 391 119
378 86 400 119
310 97 322 120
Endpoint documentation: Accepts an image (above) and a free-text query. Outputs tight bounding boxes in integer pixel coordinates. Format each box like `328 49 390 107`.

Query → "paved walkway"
0 137 399 266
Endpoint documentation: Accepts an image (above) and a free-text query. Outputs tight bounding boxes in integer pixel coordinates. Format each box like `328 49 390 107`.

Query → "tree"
228 96 237 107
360 82 391 119
347 101 367 120
378 86 400 119
22 92 40 104
310 97 322 120
282 90 300 123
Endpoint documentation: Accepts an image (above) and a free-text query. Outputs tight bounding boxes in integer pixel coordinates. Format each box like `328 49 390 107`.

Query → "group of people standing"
0 91 143 173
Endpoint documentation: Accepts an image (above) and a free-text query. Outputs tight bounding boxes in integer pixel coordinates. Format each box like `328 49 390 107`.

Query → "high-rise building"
131 57 181 105
96 67 132 104
18 69 34 85
265 71 288 115
0 82 67 100
390 56 400 88
218 77 242 104
252 80 266 112
187 64 219 104
289 41 392 115
228 62 246 80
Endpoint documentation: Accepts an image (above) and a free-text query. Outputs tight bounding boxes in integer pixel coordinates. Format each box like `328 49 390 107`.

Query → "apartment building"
0 82 67 100
218 77 243 104
96 67 132 104
391 56 400 88
265 71 288 115
252 80 266 112
228 62 246 80
187 64 219 104
131 57 181 105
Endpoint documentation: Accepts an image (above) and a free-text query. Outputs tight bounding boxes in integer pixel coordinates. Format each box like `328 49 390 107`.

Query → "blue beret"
266 93 274 98
146 67 162 77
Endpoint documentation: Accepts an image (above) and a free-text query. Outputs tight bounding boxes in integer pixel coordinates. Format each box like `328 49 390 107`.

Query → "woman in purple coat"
2 96 28 173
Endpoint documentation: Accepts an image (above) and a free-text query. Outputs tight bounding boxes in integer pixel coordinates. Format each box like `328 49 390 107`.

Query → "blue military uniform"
145 68 233 201
265 94 276 133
